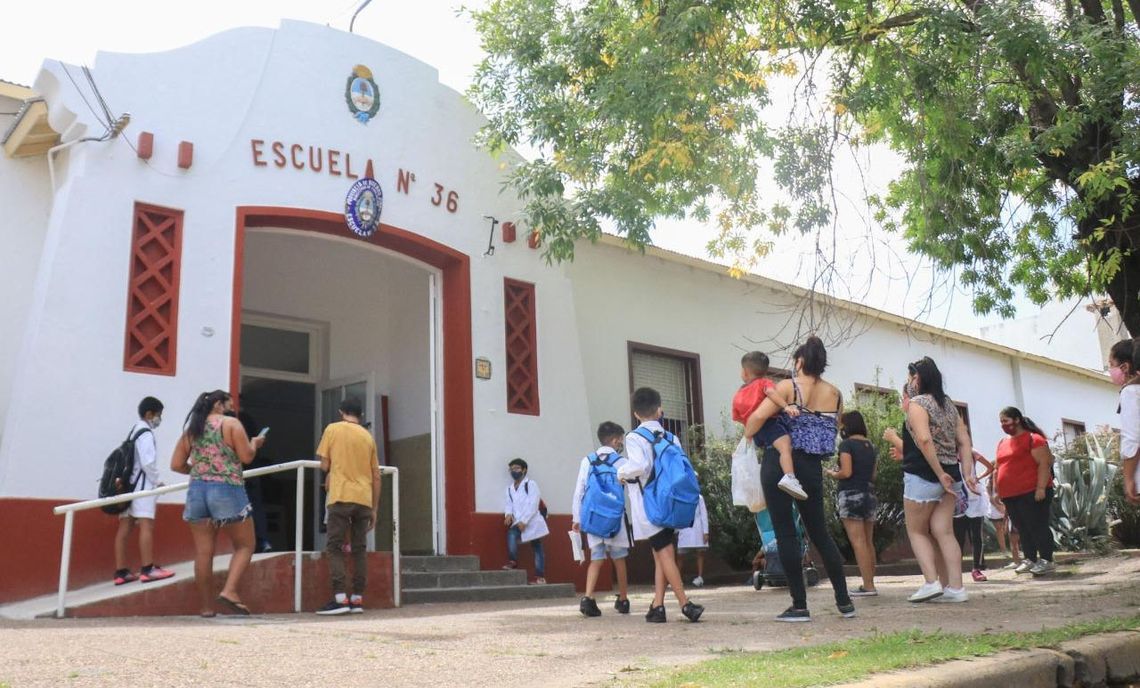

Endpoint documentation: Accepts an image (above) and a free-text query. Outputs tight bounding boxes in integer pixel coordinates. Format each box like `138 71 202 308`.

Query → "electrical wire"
60 63 110 136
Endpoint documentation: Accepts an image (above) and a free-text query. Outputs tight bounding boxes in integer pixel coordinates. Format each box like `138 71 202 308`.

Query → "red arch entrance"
231 206 474 554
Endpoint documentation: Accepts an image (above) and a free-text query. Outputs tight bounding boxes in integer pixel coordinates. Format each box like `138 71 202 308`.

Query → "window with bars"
123 202 183 375
504 278 539 415
628 343 703 451
1062 419 1086 448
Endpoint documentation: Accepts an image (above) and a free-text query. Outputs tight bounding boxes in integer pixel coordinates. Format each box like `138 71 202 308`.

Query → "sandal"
216 595 252 616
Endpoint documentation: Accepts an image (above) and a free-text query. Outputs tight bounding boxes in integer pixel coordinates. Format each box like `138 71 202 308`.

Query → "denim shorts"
590 542 629 560
752 416 791 449
903 473 960 504
836 488 877 520
184 480 252 526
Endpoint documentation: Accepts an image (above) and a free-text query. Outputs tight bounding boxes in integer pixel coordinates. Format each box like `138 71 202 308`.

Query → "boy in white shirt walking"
572 421 632 617
113 396 175 585
503 458 549 583
619 387 704 623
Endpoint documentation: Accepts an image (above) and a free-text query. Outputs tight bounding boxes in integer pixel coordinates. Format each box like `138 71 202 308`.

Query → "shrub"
1049 429 1118 553
688 424 762 569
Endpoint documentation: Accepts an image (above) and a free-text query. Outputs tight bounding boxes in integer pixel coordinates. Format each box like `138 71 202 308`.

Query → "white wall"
0 93 51 449
980 297 1110 372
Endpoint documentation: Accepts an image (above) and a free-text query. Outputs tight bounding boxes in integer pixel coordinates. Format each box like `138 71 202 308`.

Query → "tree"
468 0 1140 333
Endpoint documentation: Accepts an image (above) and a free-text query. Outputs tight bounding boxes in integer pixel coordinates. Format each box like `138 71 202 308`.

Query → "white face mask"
149 416 162 429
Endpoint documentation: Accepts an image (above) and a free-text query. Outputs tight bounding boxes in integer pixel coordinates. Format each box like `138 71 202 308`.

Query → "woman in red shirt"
992 407 1055 576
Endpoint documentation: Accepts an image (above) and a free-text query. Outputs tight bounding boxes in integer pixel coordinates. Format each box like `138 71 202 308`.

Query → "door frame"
231 207 473 556
317 373 378 551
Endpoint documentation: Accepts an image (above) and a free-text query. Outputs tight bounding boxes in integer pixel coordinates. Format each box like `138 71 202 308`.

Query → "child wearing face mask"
112 396 176 586
503 458 550 583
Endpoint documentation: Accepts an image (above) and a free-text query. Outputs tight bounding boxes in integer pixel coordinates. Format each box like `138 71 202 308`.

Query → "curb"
833 630 1140 688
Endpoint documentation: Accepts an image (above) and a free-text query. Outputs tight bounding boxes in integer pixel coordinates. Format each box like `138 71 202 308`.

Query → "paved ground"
2 553 1138 688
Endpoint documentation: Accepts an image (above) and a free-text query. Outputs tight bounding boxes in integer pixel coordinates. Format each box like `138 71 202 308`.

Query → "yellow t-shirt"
316 421 378 508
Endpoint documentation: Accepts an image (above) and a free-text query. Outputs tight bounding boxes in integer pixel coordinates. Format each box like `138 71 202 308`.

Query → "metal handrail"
52 460 401 618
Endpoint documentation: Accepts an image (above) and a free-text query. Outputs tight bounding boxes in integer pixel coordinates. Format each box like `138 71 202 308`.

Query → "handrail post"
391 468 400 607
56 510 74 618
294 464 304 613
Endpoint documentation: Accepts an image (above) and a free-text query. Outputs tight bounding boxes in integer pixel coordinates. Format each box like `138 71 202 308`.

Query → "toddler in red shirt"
732 352 806 500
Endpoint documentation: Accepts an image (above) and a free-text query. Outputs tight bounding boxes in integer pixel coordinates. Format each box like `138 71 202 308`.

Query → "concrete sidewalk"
1 553 1138 687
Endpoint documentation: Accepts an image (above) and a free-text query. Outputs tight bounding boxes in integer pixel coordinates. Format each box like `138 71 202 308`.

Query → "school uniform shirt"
1119 384 1140 487
618 420 683 541
129 419 160 491
504 477 550 543
676 495 709 549
571 446 630 548
964 457 990 519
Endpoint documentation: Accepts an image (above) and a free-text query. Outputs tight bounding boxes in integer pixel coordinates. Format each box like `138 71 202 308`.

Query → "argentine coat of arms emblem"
346 64 380 124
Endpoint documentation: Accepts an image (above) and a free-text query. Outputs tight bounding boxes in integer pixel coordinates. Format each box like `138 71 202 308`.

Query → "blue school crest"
345 178 383 237
345 65 380 124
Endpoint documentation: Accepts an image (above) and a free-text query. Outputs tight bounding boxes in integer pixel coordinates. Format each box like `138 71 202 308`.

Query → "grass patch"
649 614 1140 687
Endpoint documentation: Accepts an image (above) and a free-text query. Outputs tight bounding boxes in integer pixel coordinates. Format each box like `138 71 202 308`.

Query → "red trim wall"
232 207 475 555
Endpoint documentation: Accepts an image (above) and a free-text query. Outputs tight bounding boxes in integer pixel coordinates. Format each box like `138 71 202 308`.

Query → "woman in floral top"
171 389 264 616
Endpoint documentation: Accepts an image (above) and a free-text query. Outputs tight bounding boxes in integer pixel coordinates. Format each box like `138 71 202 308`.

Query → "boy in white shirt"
572 421 632 617
113 396 175 585
676 493 709 587
619 387 704 623
503 458 549 583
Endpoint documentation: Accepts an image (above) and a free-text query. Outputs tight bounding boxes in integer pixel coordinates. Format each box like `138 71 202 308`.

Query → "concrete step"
402 569 528 589
400 555 480 573
402 582 575 605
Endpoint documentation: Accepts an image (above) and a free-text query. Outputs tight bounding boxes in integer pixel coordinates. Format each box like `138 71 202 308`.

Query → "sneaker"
645 605 666 623
775 606 811 622
113 570 138 586
691 575 704 588
533 577 546 585
349 597 364 614
837 601 857 618
938 587 969 603
971 569 987 583
907 581 944 603
614 597 630 614
139 565 175 583
580 597 601 618
1001 561 1020 570
501 561 518 570
778 474 808 500
1014 560 1035 575
850 586 878 597
1029 559 1056 576
315 599 351 616
681 601 704 622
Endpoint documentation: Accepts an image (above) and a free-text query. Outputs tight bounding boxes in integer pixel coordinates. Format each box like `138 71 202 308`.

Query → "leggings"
1003 488 1054 563
760 447 850 609
953 516 984 570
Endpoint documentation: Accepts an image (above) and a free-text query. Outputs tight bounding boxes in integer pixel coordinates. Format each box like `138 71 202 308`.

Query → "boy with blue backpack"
619 387 705 623
572 421 632 617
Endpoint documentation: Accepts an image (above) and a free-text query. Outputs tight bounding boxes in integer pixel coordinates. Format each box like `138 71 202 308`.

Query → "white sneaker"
1029 560 1056 576
908 581 944 603
691 576 704 588
937 587 969 603
1013 560 1035 574
778 474 808 500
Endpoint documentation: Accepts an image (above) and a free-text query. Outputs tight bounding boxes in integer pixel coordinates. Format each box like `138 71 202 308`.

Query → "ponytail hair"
185 389 230 441
1000 406 1047 439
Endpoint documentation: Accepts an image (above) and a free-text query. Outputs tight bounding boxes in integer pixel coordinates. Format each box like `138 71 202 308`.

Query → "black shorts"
648 528 676 552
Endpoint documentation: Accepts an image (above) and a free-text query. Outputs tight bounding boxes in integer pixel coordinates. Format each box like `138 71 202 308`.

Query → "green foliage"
689 425 763 569
469 0 1140 330
824 384 906 560
1049 429 1119 552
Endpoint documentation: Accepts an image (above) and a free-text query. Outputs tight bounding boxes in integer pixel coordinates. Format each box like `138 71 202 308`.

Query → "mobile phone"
257 427 270 438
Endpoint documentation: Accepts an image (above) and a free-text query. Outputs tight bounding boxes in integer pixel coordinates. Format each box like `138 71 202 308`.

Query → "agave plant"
1050 432 1118 552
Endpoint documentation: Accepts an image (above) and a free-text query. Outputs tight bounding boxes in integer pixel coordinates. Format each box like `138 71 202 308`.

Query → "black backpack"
98 427 151 515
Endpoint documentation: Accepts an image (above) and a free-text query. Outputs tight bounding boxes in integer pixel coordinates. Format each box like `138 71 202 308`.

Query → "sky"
2 0 1057 342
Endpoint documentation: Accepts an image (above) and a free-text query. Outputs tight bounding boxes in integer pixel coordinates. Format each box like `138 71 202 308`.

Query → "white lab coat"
504 477 549 543
677 495 709 549
1120 385 1140 488
571 446 631 548
618 420 683 541
129 419 160 491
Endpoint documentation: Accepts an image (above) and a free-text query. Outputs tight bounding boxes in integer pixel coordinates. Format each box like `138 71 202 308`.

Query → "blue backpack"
580 452 625 537
634 428 701 529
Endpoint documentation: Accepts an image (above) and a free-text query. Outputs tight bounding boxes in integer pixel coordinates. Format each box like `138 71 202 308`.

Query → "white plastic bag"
569 530 585 563
731 436 765 512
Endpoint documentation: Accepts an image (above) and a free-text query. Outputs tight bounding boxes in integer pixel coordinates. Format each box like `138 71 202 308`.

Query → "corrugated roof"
0 77 31 89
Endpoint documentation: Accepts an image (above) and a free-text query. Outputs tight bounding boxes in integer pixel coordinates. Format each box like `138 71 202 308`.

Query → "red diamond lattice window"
123 202 183 375
504 278 539 415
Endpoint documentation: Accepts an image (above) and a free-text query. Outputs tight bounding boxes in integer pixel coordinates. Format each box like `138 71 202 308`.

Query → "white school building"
0 20 1120 605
